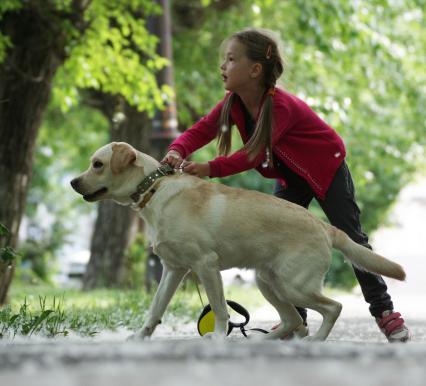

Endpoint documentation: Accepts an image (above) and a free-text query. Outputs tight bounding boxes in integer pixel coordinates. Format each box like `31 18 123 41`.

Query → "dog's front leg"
134 264 188 339
195 266 229 340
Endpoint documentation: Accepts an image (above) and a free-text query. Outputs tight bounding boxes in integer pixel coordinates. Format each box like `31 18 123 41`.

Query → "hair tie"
262 149 272 168
266 44 272 59
267 87 275 97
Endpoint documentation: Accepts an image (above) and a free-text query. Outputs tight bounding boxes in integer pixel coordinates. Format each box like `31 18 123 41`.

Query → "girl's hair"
218 28 284 165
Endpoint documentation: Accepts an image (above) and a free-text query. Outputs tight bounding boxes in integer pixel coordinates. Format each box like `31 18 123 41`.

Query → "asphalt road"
1 316 425 386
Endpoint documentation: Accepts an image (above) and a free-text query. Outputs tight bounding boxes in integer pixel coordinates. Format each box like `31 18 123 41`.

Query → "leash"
192 272 205 308
192 273 269 338
197 300 269 337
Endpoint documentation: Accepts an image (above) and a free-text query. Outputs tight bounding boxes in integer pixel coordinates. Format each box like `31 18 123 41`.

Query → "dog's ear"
134 153 146 168
111 142 137 174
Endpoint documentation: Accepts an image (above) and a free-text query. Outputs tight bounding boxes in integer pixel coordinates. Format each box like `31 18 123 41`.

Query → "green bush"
124 234 148 289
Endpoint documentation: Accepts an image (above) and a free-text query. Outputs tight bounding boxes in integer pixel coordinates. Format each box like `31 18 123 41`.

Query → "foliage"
53 0 173 114
34 99 109 180
124 234 148 289
0 224 19 266
0 0 22 15
326 251 357 290
0 0 171 114
0 223 8 237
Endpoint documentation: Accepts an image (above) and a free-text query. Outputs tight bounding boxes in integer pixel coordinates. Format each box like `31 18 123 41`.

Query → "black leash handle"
197 300 269 337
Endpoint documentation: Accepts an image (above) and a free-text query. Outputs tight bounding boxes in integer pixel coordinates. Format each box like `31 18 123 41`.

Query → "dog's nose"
70 178 79 190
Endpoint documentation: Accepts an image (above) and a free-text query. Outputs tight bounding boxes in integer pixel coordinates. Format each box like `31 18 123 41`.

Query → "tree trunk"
83 201 139 289
144 0 180 291
82 94 151 289
0 262 15 306
0 8 67 304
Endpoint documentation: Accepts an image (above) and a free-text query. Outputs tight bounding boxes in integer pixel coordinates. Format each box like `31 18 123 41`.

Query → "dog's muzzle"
70 178 108 202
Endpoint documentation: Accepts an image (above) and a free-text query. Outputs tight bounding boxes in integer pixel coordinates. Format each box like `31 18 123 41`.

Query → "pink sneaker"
376 310 411 343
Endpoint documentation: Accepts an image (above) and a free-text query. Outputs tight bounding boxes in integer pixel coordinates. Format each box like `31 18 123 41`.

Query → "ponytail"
217 89 275 167
217 93 235 156
242 89 274 167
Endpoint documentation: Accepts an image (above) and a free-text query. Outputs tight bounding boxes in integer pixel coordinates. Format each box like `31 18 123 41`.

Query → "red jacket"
169 88 346 199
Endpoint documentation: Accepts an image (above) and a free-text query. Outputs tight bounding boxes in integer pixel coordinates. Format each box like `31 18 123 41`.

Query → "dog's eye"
93 161 103 169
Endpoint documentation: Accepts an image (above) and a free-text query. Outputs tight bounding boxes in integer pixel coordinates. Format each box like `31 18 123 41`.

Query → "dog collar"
130 164 174 203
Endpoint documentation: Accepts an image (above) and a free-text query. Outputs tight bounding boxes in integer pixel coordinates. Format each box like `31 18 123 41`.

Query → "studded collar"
130 164 174 203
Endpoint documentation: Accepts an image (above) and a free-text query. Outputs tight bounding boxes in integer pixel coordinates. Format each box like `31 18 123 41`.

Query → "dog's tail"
329 225 406 281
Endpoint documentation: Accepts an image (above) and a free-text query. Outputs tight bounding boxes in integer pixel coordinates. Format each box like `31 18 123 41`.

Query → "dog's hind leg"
288 290 342 341
277 248 341 341
305 294 342 341
255 271 305 340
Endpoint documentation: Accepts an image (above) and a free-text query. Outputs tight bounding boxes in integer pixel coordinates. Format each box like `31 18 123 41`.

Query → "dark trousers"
273 161 393 320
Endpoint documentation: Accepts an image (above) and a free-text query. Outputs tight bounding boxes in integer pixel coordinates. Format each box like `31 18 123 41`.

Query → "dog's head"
70 142 159 205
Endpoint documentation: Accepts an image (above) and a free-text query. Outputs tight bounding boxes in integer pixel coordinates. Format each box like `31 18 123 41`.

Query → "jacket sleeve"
208 149 265 178
168 99 225 159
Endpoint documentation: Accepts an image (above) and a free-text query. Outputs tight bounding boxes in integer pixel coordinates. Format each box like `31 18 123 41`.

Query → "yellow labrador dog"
71 142 405 341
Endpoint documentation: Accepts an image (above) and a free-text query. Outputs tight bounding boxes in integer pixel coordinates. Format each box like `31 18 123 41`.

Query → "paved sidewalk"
1 307 425 386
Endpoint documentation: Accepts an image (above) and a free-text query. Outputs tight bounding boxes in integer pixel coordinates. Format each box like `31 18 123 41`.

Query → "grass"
0 281 267 339
1 281 347 339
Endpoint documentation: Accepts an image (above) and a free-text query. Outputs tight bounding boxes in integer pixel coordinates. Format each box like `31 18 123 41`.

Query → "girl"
162 28 409 342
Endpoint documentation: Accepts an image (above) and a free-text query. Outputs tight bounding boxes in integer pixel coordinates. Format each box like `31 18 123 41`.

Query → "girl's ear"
250 63 263 79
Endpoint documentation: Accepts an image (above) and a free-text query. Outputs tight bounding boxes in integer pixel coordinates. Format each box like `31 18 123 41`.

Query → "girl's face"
220 39 261 93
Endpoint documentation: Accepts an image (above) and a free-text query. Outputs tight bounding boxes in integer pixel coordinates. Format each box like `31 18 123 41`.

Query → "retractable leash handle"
197 300 269 337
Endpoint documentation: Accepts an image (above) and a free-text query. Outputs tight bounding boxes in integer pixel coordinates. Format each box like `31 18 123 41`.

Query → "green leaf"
0 223 9 237
8 314 20 325
1 247 18 264
0 0 22 15
29 309 55 335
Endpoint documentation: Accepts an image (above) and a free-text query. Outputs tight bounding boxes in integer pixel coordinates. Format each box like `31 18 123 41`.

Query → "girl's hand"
161 150 184 168
181 161 211 178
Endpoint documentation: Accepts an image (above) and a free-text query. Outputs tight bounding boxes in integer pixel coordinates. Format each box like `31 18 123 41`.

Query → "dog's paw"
126 333 141 341
126 332 150 341
127 326 154 341
293 324 309 339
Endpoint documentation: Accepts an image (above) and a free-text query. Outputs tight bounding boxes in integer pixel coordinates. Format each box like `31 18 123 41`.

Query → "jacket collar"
229 90 272 140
